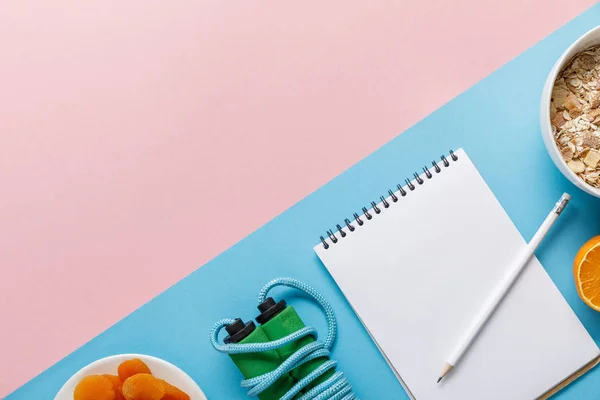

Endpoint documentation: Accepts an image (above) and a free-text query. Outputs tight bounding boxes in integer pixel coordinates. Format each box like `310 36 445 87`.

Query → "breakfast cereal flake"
552 45 600 187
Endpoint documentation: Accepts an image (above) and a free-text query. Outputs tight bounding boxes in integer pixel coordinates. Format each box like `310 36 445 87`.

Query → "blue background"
9 5 600 399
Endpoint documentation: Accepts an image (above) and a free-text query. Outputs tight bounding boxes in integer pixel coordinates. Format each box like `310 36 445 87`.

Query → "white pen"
437 193 571 383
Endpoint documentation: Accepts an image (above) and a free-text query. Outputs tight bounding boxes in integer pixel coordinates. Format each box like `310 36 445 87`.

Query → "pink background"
0 0 596 396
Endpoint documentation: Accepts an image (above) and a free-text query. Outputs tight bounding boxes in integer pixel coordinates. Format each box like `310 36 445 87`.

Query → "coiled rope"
210 277 357 400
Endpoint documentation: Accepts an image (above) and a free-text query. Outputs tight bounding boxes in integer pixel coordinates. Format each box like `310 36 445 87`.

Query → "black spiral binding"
319 150 458 249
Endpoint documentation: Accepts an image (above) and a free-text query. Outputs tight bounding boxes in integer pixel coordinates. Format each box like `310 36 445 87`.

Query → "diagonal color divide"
0 0 598 397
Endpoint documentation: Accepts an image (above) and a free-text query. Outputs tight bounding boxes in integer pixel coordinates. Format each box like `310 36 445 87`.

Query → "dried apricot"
118 358 152 382
103 374 125 400
74 375 115 400
122 373 165 400
159 379 190 400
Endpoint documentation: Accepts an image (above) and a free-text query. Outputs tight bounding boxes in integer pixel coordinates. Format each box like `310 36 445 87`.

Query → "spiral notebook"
314 149 600 400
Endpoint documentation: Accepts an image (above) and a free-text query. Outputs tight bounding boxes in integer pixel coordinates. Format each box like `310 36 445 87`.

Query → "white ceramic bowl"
540 26 600 198
54 354 207 400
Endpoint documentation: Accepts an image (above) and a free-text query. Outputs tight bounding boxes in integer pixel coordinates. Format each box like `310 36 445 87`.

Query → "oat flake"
552 45 600 187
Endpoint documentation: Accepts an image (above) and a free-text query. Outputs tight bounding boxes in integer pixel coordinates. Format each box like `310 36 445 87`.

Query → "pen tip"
437 377 443 384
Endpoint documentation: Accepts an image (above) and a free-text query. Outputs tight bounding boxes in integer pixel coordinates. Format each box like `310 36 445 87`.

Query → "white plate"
54 354 207 400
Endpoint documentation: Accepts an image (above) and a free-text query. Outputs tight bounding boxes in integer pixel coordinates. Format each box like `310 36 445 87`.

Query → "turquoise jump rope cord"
210 277 357 400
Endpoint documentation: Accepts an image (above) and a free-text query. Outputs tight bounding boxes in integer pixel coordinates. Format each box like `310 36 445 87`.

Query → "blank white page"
315 149 599 400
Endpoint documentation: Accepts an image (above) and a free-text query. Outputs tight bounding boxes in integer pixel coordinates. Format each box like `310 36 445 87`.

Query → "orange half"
574 236 600 312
